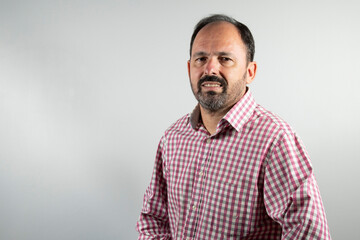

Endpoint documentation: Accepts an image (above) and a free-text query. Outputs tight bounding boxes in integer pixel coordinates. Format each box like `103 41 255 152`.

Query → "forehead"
192 21 246 56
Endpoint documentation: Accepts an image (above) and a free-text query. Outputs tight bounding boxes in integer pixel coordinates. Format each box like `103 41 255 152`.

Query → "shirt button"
192 205 197 210
199 171 203 176
206 138 211 144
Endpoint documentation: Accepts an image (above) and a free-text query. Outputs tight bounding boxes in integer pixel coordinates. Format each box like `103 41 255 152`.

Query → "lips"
202 82 222 87
197 75 227 93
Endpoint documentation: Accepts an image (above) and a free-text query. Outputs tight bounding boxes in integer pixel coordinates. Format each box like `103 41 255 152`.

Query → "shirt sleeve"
263 132 331 239
136 137 172 240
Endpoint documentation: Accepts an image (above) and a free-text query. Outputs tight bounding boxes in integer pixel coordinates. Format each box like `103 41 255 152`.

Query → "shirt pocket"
205 179 254 239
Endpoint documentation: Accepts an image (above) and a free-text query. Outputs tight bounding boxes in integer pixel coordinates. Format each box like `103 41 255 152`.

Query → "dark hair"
190 14 255 62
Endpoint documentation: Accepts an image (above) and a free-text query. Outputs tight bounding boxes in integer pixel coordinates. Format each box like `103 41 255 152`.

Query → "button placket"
185 137 214 238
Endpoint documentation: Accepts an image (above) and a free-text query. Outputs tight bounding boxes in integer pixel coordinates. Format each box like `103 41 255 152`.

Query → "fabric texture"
136 90 331 240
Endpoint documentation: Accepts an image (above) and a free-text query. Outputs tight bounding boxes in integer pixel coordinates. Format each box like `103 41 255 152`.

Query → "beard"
194 75 228 112
191 72 248 112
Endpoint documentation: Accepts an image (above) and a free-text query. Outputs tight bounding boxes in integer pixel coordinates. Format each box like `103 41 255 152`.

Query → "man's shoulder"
163 113 192 136
253 104 294 136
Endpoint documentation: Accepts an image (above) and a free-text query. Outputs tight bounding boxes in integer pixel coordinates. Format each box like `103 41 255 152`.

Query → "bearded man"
136 14 331 240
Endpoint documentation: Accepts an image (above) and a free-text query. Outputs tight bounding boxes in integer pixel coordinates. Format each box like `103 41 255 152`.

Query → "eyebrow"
192 51 209 58
217 51 233 57
192 51 234 58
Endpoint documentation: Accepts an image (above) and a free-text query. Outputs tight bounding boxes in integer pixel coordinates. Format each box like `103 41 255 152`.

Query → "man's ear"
246 61 257 84
187 60 191 78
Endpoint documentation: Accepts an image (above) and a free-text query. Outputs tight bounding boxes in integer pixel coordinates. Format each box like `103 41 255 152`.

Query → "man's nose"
204 57 219 76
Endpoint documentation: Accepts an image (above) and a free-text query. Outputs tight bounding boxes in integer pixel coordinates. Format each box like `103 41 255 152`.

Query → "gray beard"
196 90 227 112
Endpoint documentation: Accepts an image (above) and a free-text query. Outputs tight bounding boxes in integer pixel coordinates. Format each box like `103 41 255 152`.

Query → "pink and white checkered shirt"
136 90 331 239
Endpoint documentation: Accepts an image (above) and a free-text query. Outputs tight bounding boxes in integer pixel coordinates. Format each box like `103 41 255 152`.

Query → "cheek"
189 70 202 87
189 75 198 91
190 79 199 92
226 75 247 92
190 67 203 79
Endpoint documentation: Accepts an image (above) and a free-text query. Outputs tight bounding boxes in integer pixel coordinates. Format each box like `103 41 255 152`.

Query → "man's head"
188 14 257 113
190 14 255 63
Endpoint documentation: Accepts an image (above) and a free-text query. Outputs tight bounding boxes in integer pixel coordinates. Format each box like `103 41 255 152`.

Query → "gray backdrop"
1 0 359 239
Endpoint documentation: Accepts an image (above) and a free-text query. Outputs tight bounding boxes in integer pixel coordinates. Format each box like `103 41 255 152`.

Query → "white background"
1 0 359 239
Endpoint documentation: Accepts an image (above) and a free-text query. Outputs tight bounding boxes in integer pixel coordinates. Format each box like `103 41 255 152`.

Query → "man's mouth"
201 82 222 87
197 76 227 93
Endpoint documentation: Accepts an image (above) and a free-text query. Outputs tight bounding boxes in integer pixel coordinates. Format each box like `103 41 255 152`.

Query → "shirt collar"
189 88 257 132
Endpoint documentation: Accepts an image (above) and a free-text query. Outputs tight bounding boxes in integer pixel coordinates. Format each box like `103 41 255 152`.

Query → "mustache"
198 75 227 88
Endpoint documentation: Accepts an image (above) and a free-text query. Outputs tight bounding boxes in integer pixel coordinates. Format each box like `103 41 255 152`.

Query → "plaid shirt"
136 90 331 239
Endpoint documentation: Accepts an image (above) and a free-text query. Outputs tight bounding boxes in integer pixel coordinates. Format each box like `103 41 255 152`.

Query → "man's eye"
220 57 234 66
195 57 207 62
220 57 231 62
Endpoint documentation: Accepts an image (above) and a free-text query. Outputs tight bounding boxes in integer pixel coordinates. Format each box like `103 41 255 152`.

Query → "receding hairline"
189 14 255 62
190 21 247 59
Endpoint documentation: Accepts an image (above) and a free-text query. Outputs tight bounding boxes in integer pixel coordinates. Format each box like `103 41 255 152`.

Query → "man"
136 14 331 239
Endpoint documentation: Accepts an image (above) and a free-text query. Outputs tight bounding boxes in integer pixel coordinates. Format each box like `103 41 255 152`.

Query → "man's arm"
264 132 331 239
136 137 171 240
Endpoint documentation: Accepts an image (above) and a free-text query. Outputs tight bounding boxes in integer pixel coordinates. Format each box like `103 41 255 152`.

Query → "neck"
199 88 248 135
200 106 230 135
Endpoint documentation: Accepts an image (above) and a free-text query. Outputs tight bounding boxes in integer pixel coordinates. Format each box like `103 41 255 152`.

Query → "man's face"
188 21 256 112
